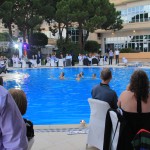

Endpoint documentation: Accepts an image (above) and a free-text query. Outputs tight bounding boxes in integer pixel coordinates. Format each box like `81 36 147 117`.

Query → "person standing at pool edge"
91 68 118 109
115 49 120 65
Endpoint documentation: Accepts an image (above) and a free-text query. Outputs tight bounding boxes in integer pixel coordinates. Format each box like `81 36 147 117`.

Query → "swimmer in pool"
24 73 30 78
76 74 82 81
92 73 96 79
79 72 84 78
59 72 65 80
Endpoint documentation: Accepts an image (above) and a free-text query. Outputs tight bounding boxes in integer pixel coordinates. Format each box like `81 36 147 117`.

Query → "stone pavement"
31 125 98 150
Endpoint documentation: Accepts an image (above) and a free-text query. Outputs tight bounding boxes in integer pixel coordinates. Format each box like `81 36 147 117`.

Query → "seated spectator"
0 63 7 74
83 54 90 66
122 57 128 65
23 55 32 68
103 54 107 63
0 86 28 149
91 56 99 65
66 54 71 66
9 88 34 147
59 72 65 80
91 68 118 109
117 70 150 149
78 53 83 65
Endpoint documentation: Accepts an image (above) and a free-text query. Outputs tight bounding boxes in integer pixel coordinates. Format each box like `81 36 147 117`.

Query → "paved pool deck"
32 125 98 150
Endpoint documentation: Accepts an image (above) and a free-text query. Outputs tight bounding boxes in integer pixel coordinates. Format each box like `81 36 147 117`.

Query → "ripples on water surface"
4 67 150 125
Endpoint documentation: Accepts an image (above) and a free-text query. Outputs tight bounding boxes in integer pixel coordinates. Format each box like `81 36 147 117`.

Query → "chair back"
109 110 121 150
87 98 110 150
104 109 150 150
91 58 98 65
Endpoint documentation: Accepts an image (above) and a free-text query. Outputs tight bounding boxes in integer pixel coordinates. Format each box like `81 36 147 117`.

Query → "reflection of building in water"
88 0 150 52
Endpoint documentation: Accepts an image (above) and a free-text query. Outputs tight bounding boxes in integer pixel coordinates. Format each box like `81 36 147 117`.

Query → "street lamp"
14 44 19 49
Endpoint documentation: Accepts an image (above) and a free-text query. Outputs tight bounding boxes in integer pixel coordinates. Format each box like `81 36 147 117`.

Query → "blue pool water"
4 67 150 125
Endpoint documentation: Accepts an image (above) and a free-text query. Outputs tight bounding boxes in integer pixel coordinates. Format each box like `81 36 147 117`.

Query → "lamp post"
14 43 19 55
23 43 27 56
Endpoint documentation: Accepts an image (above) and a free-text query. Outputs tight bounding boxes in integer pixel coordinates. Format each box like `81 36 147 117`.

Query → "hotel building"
0 0 150 54
88 0 150 53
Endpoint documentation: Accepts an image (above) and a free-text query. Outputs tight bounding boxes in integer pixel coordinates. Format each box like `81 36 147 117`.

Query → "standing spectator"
37 51 42 65
109 50 114 65
115 49 120 64
0 86 28 149
91 68 118 109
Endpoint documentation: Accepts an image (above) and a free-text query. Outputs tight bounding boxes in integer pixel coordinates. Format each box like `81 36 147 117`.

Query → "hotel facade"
88 0 150 53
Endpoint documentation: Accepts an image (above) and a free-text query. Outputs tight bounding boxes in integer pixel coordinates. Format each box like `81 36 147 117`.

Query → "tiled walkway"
31 131 98 150
31 125 98 150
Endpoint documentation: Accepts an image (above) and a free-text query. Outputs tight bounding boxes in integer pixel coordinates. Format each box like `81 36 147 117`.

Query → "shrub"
57 39 81 62
84 41 100 53
120 48 140 53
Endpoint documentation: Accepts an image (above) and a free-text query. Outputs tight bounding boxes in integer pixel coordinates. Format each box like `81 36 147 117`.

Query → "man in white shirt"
115 49 120 64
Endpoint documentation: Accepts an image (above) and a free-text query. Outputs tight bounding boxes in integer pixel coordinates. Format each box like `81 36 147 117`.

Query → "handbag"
131 97 150 150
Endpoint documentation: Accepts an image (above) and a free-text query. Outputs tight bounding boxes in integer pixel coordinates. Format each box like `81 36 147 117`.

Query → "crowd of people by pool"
0 48 130 73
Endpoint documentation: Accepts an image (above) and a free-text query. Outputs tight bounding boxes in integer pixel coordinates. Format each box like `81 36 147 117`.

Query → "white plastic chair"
58 59 64 67
51 59 57 67
37 59 41 67
109 110 120 150
87 98 110 150
28 138 34 150
79 60 83 66
46 61 50 67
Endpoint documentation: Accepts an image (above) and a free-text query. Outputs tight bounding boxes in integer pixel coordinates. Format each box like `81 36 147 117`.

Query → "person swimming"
59 72 65 80
92 73 96 79
76 74 82 81
23 73 30 79
79 72 84 78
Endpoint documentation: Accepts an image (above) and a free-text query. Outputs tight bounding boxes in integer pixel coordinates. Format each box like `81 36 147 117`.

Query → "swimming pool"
4 67 150 125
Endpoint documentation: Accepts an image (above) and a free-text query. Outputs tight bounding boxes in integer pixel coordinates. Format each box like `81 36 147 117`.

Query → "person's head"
0 76 3 86
80 72 84 77
76 74 81 81
9 88 27 115
77 74 81 78
100 68 112 83
60 72 65 77
129 70 149 103
92 73 96 79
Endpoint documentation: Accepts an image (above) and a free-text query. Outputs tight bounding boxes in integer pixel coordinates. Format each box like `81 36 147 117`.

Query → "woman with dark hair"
118 70 150 112
116 70 150 149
